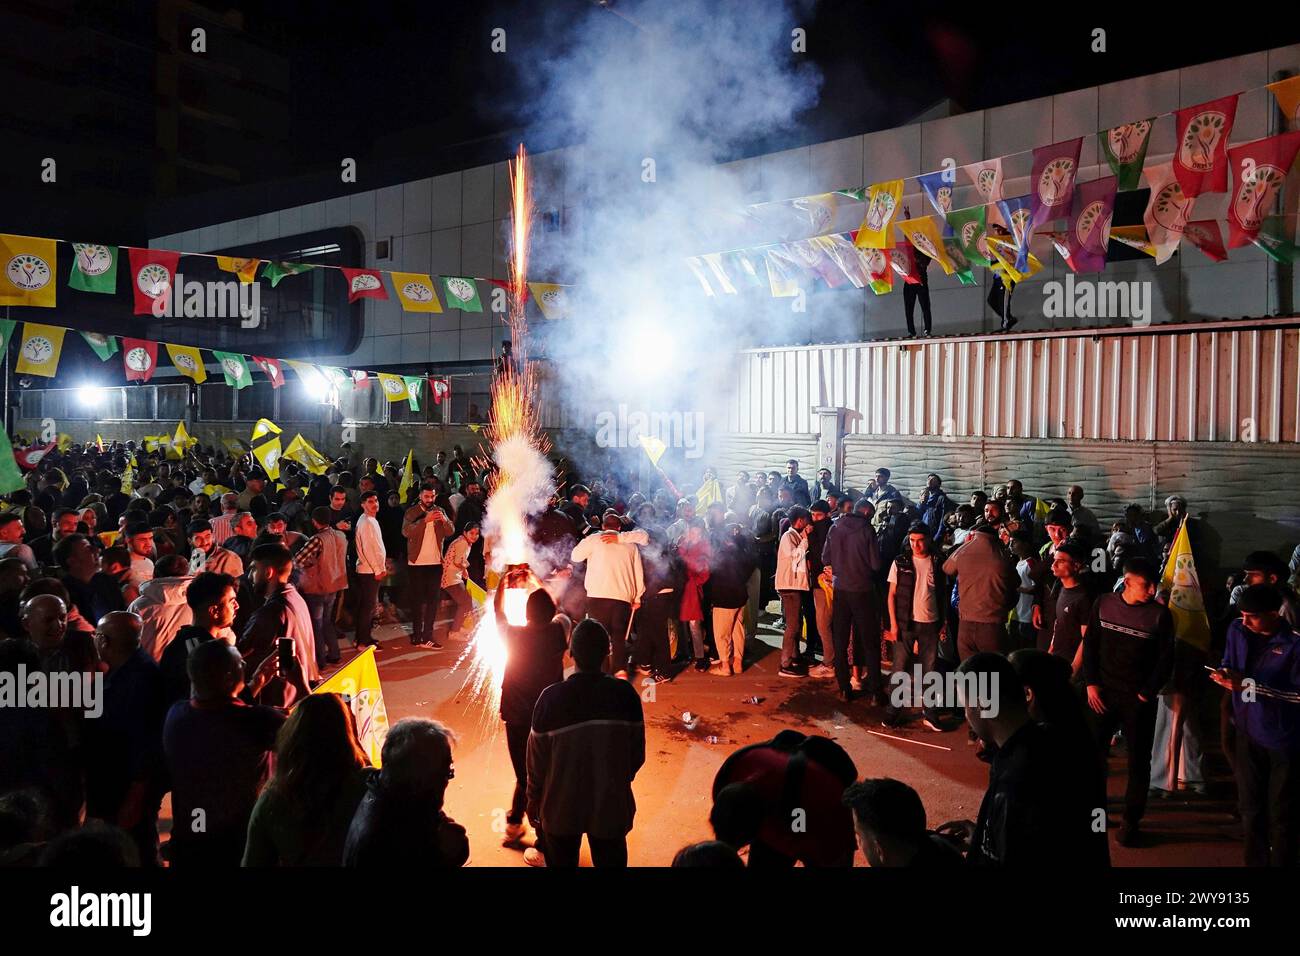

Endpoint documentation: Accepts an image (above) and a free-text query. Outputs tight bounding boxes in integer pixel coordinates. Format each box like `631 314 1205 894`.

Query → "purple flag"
1029 137 1083 230
1064 176 1117 273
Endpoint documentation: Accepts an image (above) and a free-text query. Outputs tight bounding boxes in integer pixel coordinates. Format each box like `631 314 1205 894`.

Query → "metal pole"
4 305 10 438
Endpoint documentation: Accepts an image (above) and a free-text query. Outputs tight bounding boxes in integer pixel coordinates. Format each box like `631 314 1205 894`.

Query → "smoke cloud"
511 0 831 480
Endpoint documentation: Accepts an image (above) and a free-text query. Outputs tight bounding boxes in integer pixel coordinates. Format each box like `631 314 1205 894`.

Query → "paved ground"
353 613 1245 868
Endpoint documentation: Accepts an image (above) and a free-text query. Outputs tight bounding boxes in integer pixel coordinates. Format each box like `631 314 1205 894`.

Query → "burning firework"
453 145 557 727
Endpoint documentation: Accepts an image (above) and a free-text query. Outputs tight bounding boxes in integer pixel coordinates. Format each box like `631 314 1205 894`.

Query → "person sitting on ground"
343 717 469 868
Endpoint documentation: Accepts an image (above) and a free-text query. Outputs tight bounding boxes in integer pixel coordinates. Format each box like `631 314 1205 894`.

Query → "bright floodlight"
303 369 330 403
626 324 675 383
77 385 105 406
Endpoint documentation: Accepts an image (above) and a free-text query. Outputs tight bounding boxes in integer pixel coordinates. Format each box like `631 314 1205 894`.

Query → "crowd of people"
0 439 1296 869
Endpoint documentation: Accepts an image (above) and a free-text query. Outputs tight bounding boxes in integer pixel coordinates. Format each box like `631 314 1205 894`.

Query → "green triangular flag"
946 205 991 268
79 331 119 361
441 276 483 312
1098 119 1154 192
403 375 424 412
0 431 26 494
1254 216 1300 264
260 261 316 288
941 236 976 285
68 244 119 294
0 320 15 354
213 351 254 389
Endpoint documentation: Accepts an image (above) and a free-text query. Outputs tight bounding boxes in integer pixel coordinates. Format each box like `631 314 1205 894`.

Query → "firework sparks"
454 144 556 727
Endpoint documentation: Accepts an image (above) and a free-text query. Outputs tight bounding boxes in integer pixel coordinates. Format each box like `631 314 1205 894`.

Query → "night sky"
2 1 1297 241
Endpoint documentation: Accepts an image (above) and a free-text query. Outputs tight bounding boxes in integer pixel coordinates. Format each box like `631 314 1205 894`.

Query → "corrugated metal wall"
728 319 1300 444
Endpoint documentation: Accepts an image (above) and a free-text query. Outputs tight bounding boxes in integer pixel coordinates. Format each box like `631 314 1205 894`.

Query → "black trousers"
505 720 531 826
632 591 674 672
831 587 881 695
545 832 628 868
405 564 443 644
988 276 1015 321
904 281 932 335
587 597 632 674
1090 691 1158 826
1235 735 1299 867
800 588 820 658
353 573 380 646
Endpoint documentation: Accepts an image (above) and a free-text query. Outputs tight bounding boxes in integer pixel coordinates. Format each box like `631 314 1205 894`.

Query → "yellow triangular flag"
854 181 903 249
252 436 282 480
1267 74 1300 130
1160 518 1211 651
0 235 57 308
696 478 724 509
14 323 66 377
216 256 262 284
391 272 443 313
528 282 569 319
96 435 105 452
895 216 956 275
250 418 282 443
377 373 410 403
637 434 667 467
165 344 207 383
56 434 73 452
312 647 390 767
283 434 330 475
398 449 415 502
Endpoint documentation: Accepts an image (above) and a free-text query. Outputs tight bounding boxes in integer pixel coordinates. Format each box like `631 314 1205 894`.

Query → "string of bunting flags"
0 318 454 413
686 74 1300 298
0 234 572 320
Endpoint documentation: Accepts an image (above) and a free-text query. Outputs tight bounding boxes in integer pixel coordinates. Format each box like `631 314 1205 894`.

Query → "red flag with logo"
340 268 389 303
1226 132 1300 248
121 338 158 382
888 241 921 285
351 370 369 389
15 441 56 471
252 356 285 388
429 377 451 405
1182 220 1228 262
1174 95 1239 198
125 248 181 316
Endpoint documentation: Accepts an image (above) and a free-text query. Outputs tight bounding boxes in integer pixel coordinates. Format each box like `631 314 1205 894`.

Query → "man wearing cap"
1210 584 1300 866
1231 551 1300 626
1083 556 1175 847
1032 509 1074 650
187 518 244 578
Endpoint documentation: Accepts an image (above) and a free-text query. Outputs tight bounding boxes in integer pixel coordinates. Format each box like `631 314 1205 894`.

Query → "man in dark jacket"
943 524 1019 659
779 460 812 508
55 534 125 626
709 522 758 676
632 529 682 682
821 498 884 703
527 620 645 868
805 501 834 670
959 652 1108 866
1083 556 1175 847
344 717 470 868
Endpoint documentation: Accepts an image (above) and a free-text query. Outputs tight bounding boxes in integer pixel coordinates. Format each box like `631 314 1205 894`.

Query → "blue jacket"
1223 619 1300 753
820 512 881 592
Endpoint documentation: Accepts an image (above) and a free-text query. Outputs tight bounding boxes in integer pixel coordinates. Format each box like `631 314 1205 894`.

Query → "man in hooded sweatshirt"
821 498 884 704
128 554 193 661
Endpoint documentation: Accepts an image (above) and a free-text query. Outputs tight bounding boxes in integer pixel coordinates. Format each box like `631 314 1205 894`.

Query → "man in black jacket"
821 499 884 703
1083 556 1175 847
960 652 1107 866
160 571 238 709
883 524 949 730
633 529 683 682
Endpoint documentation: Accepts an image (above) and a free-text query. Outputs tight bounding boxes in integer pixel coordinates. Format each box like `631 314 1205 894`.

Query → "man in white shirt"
570 514 646 678
0 513 38 571
352 491 387 649
402 481 455 649
124 523 155 592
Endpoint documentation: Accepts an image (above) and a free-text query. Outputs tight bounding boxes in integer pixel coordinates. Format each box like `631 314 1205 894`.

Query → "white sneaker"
850 675 863 692
809 664 835 678
523 847 546 868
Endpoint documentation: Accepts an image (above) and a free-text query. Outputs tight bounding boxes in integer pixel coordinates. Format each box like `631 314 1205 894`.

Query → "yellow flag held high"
222 437 250 457
696 477 724 510
250 418 282 443
216 257 262 284
282 434 330 475
895 216 956 275
377 373 410 404
312 647 391 767
1161 518 1211 651
398 449 415 503
170 421 196 461
528 282 570 319
637 435 668 467
56 434 74 452
391 272 443 313
166 344 207 383
14 323 66 377
0 235 57 308
854 180 903 249
96 435 105 453
987 236 1044 285
252 436 282 480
